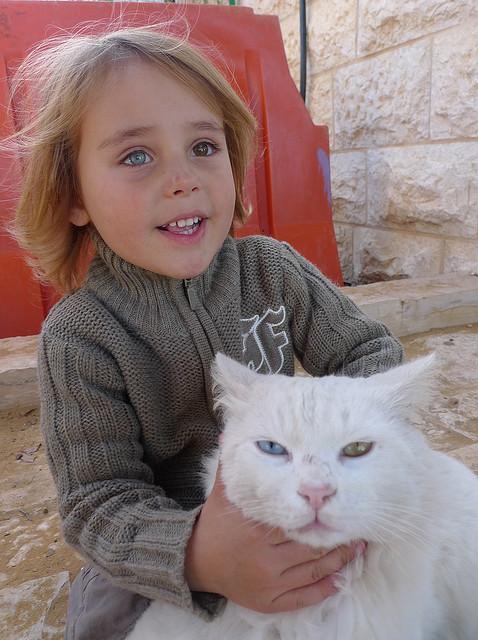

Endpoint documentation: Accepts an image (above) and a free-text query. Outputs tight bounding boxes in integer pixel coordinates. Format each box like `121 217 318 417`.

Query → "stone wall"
239 0 478 283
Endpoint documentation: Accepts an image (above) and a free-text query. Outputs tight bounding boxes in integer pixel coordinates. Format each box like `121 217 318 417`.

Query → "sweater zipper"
183 279 224 418
184 278 222 353
184 279 199 310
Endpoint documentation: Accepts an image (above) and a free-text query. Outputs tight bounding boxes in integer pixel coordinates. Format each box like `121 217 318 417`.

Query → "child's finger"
268 539 332 566
267 574 338 613
278 542 361 592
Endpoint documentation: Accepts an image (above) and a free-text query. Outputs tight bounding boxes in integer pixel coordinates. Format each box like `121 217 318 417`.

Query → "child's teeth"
165 217 201 230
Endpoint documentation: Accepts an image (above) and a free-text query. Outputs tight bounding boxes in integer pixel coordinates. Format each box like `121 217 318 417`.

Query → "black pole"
299 0 307 101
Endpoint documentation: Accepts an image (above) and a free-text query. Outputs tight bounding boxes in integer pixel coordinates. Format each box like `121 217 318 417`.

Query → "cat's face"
213 355 434 549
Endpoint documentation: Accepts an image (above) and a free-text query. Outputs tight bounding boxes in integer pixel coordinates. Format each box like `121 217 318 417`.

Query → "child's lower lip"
156 219 206 244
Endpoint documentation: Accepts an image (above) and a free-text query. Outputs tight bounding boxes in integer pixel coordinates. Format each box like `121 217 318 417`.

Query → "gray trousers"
65 566 151 640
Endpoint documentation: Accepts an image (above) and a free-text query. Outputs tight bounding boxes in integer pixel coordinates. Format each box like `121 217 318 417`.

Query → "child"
8 25 403 639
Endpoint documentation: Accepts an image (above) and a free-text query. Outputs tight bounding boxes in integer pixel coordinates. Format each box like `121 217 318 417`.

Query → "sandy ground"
1 324 477 639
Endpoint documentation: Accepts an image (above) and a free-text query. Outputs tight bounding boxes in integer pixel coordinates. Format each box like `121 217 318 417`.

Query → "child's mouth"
158 216 203 236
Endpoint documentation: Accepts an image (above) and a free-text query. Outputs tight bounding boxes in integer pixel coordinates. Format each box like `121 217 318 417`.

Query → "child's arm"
279 242 403 377
38 327 216 617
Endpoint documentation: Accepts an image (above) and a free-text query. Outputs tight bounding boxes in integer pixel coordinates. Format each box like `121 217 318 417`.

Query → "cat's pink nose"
298 483 336 510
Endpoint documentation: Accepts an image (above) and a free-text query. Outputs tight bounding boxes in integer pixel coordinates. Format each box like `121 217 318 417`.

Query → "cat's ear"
372 353 437 416
212 353 260 417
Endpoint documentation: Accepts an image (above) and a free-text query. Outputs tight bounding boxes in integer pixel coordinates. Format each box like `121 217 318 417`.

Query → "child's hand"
185 466 364 614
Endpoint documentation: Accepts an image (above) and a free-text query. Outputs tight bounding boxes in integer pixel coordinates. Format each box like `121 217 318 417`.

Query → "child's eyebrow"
97 126 155 151
189 120 224 133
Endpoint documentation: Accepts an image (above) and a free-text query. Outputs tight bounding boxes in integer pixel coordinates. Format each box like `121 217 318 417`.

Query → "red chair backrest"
0 1 341 338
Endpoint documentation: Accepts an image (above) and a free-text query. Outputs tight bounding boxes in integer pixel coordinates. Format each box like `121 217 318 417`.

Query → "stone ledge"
1 273 477 410
345 273 478 337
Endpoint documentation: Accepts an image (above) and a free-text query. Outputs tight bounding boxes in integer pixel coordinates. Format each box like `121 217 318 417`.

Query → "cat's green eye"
341 441 374 458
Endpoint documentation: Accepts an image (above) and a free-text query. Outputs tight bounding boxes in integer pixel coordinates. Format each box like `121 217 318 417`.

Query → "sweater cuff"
192 591 227 619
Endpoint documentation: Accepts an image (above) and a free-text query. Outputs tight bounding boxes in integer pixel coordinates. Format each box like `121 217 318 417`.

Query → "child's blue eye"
123 150 152 166
193 141 219 157
256 440 288 456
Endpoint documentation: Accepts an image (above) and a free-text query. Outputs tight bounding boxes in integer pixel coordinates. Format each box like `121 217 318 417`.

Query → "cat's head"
212 354 436 549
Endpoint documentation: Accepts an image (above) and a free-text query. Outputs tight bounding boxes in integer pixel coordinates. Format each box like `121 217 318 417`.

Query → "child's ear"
69 206 90 227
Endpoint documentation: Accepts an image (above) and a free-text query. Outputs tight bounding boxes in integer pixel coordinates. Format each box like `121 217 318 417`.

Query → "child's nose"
297 483 336 511
163 165 199 198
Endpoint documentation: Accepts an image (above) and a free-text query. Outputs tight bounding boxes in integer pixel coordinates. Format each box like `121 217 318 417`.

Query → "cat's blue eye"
341 441 374 458
256 440 288 456
122 150 152 166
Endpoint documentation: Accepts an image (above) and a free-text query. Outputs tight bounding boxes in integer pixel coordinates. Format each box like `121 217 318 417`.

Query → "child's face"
70 59 236 279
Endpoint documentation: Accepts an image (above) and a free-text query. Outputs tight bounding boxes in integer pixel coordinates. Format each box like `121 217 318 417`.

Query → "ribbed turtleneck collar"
85 231 239 314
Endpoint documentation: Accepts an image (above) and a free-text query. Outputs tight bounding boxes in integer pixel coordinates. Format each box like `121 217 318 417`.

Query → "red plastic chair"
0 1 341 338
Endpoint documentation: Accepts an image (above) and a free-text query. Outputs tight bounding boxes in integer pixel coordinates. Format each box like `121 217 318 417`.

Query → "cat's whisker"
367 501 435 522
368 513 427 541
367 506 431 540
371 520 429 547
373 502 437 525
367 517 430 557
370 511 430 540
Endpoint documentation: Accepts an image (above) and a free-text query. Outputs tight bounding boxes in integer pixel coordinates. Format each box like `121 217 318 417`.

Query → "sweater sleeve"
280 243 404 377
38 329 222 618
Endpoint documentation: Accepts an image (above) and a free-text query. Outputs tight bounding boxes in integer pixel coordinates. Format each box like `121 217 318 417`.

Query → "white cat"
126 353 478 640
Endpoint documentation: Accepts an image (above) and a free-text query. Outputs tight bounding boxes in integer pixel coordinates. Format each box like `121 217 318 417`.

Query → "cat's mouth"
297 517 336 533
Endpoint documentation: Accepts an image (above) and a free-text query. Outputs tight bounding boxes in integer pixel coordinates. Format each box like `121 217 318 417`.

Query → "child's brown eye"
193 141 217 157
341 441 374 457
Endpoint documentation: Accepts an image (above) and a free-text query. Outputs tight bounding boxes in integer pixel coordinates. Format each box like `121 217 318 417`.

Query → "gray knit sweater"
38 234 403 618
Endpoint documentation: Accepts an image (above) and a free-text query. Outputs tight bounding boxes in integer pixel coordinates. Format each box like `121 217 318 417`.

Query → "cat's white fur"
126 354 478 640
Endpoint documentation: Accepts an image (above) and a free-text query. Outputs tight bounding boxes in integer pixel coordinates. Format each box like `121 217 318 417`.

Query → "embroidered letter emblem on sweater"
240 306 289 374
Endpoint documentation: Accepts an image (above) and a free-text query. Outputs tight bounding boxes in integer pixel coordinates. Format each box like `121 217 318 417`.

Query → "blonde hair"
6 24 257 292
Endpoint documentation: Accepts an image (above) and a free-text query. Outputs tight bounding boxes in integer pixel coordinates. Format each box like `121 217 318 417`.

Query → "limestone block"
240 0 298 19
335 42 431 149
307 0 356 74
358 0 475 55
331 151 367 224
307 73 333 147
288 63 300 92
0 335 39 410
353 228 442 283
280 13 300 75
431 24 478 139
444 240 478 275
0 572 70 640
333 223 353 284
368 143 478 237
